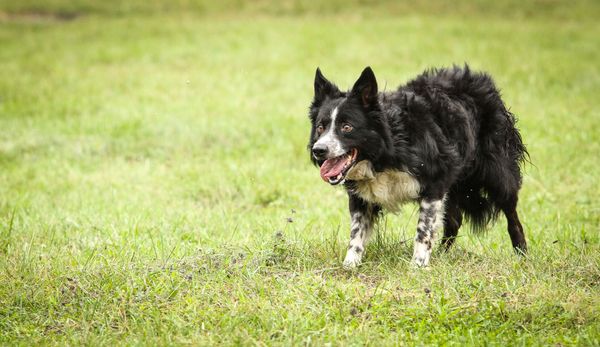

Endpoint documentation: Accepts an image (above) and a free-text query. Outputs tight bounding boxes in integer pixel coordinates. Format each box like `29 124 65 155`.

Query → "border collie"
307 65 527 268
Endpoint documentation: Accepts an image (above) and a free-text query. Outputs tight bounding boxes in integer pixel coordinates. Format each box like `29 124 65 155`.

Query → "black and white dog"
307 65 528 267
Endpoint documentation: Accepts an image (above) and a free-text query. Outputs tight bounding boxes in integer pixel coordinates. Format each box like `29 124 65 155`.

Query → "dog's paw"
412 242 431 268
343 251 362 269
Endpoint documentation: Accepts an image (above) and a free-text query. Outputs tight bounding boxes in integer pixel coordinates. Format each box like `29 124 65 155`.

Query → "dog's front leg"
412 197 446 267
343 195 379 268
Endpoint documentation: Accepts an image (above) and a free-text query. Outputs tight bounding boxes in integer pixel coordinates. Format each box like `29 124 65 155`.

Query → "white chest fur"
346 160 421 212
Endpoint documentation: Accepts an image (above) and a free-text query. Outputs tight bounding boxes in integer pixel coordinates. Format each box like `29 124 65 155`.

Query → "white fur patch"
412 196 446 267
412 241 431 267
420 198 445 232
346 160 421 212
314 107 346 157
343 211 368 268
343 250 362 268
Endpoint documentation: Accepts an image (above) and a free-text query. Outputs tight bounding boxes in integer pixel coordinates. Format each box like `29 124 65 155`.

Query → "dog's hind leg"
343 195 380 268
413 196 446 267
501 194 527 254
441 194 462 250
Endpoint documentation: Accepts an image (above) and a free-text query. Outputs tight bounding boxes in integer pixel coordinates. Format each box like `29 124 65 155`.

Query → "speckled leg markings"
412 197 446 267
343 207 375 268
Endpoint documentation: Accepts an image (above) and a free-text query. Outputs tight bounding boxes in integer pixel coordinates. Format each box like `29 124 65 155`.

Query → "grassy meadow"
0 0 599 345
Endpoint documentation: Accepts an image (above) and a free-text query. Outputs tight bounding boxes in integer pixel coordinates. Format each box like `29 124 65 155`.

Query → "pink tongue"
320 157 347 182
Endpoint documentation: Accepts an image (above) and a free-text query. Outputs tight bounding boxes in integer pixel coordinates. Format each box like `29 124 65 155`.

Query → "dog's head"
308 67 391 185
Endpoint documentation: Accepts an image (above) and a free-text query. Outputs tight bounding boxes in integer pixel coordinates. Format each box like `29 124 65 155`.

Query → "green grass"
1 1 599 345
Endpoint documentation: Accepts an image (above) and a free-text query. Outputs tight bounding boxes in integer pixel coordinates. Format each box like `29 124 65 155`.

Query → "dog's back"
397 66 527 233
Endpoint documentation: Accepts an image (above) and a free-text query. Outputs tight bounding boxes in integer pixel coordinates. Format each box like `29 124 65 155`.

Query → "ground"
0 0 599 345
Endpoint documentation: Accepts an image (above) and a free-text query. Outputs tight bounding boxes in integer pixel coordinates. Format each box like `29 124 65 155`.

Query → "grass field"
1 0 599 345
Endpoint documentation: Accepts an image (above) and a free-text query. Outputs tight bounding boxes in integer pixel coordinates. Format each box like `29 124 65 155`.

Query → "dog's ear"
314 68 339 104
351 66 378 108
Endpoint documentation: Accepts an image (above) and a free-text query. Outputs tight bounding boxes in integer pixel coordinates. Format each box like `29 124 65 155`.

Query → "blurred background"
1 0 597 247
0 1 599 343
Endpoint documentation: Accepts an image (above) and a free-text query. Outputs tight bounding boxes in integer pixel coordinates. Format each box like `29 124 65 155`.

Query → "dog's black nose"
312 145 328 159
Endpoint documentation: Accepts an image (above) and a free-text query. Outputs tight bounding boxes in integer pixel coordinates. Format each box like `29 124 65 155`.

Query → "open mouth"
319 149 358 185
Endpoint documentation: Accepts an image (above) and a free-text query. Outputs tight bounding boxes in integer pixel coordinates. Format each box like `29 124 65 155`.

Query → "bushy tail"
457 109 528 233
455 183 501 233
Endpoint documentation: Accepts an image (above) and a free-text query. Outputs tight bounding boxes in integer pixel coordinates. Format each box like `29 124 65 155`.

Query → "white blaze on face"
314 107 346 158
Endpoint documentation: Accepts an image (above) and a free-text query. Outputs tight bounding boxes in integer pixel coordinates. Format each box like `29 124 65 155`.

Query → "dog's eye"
341 124 353 133
316 125 325 134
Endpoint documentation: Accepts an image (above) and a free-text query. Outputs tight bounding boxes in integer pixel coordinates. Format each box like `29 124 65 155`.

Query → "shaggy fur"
307 65 528 267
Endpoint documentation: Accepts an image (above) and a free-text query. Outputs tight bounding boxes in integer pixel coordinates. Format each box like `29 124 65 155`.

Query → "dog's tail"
455 67 529 232
456 108 528 233
455 183 501 233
